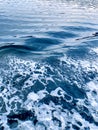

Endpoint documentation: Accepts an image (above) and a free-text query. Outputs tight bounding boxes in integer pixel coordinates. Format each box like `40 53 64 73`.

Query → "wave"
0 0 98 130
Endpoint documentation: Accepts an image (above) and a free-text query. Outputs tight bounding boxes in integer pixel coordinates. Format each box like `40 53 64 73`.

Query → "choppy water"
0 0 98 129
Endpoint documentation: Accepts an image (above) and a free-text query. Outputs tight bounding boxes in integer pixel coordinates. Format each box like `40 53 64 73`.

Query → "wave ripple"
0 0 98 130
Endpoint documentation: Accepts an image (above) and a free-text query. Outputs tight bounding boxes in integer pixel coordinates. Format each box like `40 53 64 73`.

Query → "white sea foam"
92 48 98 54
0 53 98 130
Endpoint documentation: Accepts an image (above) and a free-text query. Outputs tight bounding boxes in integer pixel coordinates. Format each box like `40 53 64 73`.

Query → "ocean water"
0 0 98 129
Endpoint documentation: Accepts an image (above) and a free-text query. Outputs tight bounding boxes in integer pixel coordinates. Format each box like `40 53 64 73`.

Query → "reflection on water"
0 0 98 130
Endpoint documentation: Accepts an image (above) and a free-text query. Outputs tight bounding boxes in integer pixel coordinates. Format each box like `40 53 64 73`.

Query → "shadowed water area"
0 0 98 129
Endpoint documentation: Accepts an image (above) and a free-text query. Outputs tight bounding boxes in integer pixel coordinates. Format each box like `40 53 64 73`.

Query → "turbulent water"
0 0 98 129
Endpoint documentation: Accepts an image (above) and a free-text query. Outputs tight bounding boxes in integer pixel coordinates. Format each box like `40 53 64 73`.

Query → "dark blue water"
0 0 98 129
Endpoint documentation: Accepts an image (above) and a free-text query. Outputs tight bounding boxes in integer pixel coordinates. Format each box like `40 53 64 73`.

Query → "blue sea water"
0 0 98 129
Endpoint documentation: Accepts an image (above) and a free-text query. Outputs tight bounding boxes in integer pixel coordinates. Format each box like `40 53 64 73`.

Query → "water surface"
0 0 98 129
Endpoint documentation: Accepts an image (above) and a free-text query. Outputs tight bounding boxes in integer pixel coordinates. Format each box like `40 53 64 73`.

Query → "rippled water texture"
0 0 98 129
